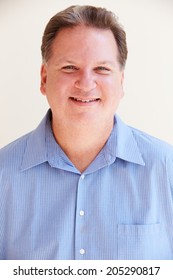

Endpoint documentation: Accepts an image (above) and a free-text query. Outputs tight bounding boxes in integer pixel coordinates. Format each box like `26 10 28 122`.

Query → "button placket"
75 174 87 259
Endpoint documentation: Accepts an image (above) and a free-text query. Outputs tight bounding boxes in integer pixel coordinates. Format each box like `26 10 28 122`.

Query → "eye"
61 65 79 73
95 66 111 74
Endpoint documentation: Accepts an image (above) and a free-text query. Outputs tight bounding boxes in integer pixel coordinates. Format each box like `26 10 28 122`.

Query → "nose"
74 70 97 92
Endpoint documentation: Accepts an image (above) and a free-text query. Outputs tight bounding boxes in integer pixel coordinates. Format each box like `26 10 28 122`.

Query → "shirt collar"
21 110 81 173
21 110 145 172
114 115 145 166
21 111 49 171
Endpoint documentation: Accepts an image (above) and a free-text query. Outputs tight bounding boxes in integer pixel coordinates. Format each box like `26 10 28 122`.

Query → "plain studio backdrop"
0 0 173 148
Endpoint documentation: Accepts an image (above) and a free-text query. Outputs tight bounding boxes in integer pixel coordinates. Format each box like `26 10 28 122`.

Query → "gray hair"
41 5 128 68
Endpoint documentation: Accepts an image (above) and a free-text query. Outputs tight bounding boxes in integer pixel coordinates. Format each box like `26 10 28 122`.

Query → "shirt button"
81 174 85 179
80 249 85 255
80 210 85 216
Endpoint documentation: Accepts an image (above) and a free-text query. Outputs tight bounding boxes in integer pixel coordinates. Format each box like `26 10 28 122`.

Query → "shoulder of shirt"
129 125 173 159
0 131 32 166
0 110 49 171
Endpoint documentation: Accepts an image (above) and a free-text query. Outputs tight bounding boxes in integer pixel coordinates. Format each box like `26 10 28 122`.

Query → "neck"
52 118 114 172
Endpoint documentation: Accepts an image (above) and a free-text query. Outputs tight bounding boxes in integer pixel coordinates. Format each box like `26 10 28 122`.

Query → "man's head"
41 5 128 70
40 6 127 129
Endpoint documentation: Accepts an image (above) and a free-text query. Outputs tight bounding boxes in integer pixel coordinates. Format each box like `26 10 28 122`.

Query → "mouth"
70 97 100 103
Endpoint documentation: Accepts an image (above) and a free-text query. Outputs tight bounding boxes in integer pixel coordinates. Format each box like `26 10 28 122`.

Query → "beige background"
0 0 173 148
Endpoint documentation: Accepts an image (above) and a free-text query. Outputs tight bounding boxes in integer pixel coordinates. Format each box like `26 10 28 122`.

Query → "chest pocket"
117 224 173 259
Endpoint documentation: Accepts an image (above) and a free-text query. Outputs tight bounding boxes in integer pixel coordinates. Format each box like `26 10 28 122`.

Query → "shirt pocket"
117 223 171 259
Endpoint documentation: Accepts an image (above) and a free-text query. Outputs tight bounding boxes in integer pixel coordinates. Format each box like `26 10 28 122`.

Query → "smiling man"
0 5 173 260
40 24 124 172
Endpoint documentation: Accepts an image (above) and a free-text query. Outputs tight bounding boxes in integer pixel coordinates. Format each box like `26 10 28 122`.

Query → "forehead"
49 25 120 64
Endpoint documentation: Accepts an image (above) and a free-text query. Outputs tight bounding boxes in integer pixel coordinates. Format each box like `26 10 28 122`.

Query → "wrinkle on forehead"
48 25 121 69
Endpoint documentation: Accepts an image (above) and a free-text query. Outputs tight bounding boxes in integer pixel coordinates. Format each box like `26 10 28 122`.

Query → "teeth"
72 98 99 103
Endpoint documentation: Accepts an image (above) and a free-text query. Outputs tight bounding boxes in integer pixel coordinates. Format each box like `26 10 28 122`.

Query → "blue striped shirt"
0 109 173 260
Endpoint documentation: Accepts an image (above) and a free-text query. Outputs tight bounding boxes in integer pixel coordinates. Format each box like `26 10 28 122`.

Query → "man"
0 5 173 260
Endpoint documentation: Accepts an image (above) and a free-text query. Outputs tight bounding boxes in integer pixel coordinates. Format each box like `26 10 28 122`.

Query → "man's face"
40 25 124 127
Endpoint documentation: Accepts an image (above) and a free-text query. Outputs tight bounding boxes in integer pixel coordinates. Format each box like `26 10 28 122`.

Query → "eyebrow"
54 59 75 65
97 61 116 66
54 59 117 68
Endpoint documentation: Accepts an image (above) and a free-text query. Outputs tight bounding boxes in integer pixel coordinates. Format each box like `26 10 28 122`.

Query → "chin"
70 112 99 124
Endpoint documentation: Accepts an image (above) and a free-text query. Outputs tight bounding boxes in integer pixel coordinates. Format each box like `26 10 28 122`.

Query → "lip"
69 97 100 106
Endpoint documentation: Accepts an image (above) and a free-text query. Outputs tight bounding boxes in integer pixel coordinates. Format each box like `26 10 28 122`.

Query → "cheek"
110 77 123 97
46 73 59 91
49 74 74 93
102 80 121 98
46 78 74 108
101 81 123 111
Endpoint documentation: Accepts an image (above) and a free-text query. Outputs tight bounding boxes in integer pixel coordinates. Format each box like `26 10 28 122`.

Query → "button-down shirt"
0 110 173 260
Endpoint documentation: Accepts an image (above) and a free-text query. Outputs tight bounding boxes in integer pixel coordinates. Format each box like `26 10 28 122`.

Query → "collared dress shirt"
0 109 173 260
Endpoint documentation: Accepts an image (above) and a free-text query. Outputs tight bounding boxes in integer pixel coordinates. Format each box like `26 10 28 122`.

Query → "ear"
120 71 125 98
40 64 47 95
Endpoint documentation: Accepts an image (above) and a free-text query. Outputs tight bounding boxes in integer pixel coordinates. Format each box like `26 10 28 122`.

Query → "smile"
70 97 100 103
